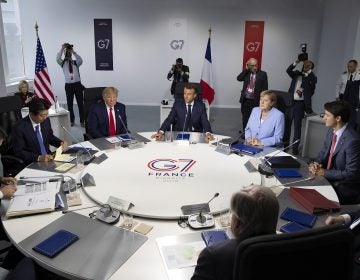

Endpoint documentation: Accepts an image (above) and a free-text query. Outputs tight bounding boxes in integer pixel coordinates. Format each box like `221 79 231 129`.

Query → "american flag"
34 37 55 105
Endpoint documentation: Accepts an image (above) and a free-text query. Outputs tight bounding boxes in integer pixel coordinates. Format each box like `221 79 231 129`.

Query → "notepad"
280 207 317 228
54 146 76 163
32 230 79 258
201 230 229 247
274 169 302 178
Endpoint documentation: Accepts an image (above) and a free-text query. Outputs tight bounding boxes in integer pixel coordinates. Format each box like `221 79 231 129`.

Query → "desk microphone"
188 193 219 229
117 114 143 149
60 124 96 165
258 139 300 176
181 112 188 141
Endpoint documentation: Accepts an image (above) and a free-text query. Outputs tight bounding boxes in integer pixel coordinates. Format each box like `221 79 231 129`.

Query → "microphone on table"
60 124 96 165
258 139 300 176
117 114 144 149
188 193 219 229
181 112 188 141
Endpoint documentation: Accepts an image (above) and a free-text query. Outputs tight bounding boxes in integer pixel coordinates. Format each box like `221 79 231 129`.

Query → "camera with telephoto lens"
64 43 74 50
297 43 308 61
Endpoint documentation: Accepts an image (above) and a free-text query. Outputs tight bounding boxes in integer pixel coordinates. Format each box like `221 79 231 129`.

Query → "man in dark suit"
286 59 317 155
87 87 128 139
167 58 190 96
191 185 279 280
237 58 268 133
309 101 360 204
152 84 214 141
11 99 66 168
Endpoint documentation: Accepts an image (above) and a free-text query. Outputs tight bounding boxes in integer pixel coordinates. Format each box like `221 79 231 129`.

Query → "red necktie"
109 108 116 136
327 133 337 169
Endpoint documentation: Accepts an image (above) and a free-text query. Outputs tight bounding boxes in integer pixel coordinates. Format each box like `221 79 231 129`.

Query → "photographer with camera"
286 44 317 155
56 43 85 127
167 58 190 95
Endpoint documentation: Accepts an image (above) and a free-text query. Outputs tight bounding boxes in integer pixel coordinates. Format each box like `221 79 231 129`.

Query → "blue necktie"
35 125 47 155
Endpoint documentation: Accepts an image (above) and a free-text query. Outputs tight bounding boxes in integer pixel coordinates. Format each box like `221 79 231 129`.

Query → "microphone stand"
188 193 219 229
176 112 190 146
117 115 144 150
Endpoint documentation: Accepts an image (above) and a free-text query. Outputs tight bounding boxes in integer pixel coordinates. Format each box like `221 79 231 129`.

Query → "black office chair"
272 90 293 148
233 224 354 280
0 95 24 176
174 82 203 100
83 87 105 140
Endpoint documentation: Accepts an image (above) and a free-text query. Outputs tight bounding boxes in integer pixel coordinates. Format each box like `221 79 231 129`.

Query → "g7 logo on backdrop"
147 159 196 172
170 40 185 50
97 39 111 49
246 41 261 52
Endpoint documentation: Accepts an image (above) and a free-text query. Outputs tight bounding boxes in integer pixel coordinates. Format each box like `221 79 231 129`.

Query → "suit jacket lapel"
102 104 109 133
25 116 41 154
332 127 347 157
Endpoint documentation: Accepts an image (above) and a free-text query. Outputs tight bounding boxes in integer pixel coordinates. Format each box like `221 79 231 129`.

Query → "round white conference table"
1 132 339 280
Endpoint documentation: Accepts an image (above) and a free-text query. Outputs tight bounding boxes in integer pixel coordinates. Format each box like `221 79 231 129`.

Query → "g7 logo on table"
148 159 196 172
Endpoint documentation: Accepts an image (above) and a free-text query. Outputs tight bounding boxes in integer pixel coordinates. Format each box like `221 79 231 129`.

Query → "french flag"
200 35 215 104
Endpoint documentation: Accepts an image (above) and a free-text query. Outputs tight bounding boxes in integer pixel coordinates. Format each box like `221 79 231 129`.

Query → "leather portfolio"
33 229 79 258
274 169 302 178
289 188 341 214
280 207 317 228
201 230 229 246
264 156 300 168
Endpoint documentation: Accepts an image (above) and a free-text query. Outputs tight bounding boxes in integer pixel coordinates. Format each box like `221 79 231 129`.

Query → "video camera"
297 43 308 62
64 43 74 50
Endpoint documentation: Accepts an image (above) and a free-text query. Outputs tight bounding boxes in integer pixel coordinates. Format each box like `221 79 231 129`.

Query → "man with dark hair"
286 59 317 155
57 43 85 127
237 58 268 134
11 99 67 168
191 185 279 280
309 100 360 204
152 84 214 141
167 57 190 95
335 59 360 129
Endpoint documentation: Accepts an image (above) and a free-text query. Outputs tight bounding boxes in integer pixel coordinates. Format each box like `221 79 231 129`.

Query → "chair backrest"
174 82 203 100
233 224 354 280
0 95 22 136
272 90 293 147
83 87 105 126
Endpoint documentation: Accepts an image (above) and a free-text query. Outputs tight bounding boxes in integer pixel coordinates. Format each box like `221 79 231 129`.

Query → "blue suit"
11 116 62 166
87 101 128 139
245 107 285 147
316 125 360 182
160 100 212 133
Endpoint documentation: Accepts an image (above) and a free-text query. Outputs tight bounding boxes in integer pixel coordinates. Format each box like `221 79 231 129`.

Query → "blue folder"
32 230 79 258
274 169 302 178
231 143 263 155
280 207 317 228
176 133 190 140
280 221 308 233
201 230 229 247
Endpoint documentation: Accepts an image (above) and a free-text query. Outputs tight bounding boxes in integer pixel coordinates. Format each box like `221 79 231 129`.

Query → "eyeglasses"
319 113 325 118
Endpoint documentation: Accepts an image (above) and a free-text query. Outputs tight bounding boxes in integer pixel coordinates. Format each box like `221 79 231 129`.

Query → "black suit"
191 239 241 280
159 99 212 133
11 116 62 167
167 65 190 95
237 69 268 130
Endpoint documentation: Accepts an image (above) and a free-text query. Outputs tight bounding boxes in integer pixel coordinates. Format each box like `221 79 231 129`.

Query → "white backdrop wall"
17 0 325 107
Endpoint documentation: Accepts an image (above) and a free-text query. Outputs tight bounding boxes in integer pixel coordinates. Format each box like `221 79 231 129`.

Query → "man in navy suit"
11 99 66 168
87 87 128 139
191 185 279 280
151 84 214 141
237 58 268 133
309 101 360 204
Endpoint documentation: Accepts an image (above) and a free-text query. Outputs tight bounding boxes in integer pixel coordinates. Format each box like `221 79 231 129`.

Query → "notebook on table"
274 169 302 178
280 207 317 228
201 230 229 247
176 133 190 140
264 156 301 168
280 221 308 233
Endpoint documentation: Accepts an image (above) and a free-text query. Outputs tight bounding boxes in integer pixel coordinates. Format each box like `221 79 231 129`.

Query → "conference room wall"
14 0 344 109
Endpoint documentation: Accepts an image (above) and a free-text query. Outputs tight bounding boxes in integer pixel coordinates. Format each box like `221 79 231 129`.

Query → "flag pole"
208 26 212 37
35 22 39 38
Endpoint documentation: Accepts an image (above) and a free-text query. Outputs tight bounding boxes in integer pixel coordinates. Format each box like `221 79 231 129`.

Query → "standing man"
87 87 128 139
11 99 67 168
237 58 268 134
308 101 360 204
286 59 317 155
167 58 190 96
57 43 85 127
152 84 214 141
335 59 360 129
